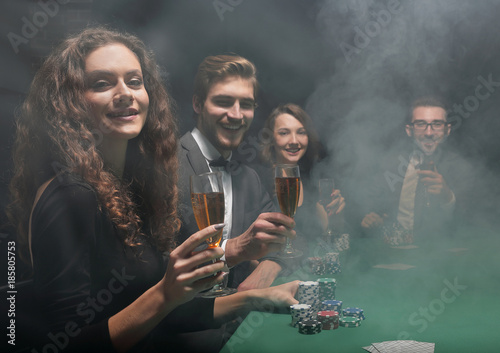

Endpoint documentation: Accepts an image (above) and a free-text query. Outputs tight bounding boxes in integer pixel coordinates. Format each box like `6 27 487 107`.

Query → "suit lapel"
181 132 210 176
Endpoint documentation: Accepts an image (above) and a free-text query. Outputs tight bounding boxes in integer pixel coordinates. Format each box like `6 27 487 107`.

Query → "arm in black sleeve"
30 180 115 352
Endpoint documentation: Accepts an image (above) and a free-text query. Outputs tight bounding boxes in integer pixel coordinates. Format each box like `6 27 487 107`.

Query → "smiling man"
360 96 474 238
174 54 295 352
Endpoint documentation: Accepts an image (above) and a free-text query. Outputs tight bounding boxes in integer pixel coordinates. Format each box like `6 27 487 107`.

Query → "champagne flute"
275 164 302 258
318 178 335 236
190 172 236 297
419 159 434 207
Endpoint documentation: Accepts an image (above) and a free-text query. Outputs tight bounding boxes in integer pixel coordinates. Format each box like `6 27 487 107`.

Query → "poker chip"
307 257 324 275
290 304 313 327
342 307 365 320
324 253 342 274
307 254 341 275
333 233 350 251
317 310 339 330
339 316 361 328
383 223 414 246
316 278 336 301
298 319 322 334
297 281 320 314
322 299 342 313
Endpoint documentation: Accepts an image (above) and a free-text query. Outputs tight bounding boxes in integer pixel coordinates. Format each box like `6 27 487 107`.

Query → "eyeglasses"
409 120 448 131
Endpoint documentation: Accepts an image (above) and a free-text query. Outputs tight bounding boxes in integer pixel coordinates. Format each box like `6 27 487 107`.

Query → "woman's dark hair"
8 26 180 265
260 103 325 176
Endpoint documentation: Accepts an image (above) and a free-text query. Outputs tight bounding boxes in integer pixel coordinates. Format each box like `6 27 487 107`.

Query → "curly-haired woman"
8 27 298 352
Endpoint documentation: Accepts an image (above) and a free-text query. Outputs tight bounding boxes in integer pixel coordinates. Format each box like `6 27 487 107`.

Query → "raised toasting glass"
318 178 335 236
419 158 435 207
190 172 236 297
275 164 302 258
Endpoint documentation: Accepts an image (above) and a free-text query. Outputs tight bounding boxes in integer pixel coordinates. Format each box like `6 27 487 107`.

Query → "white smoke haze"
0 2 499 351
1 0 499 283
302 0 500 227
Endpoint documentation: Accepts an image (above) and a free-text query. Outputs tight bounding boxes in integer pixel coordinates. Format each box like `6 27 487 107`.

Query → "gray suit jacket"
177 131 276 287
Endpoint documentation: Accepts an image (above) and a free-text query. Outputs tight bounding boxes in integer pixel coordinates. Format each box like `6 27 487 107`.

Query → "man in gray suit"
177 54 295 291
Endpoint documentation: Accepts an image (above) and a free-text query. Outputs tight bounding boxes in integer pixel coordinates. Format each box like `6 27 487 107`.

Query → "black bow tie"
209 157 229 168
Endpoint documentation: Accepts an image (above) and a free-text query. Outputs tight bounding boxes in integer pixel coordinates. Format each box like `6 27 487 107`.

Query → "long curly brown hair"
8 27 180 265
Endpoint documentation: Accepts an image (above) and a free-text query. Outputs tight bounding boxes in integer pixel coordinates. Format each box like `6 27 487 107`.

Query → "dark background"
1 0 500 258
1 2 500 351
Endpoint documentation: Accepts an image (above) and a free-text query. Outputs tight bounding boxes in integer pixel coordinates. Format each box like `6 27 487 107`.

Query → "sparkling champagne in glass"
275 164 302 258
190 172 236 297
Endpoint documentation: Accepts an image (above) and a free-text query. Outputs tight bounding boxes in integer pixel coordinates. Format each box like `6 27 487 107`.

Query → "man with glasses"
360 96 472 238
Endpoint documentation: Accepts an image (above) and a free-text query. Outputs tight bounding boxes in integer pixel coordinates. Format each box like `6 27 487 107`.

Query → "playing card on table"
363 340 435 353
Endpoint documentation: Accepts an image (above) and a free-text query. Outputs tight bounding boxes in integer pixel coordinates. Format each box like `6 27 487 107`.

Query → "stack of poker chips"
317 311 340 330
317 278 336 301
290 304 313 327
297 281 321 315
322 299 342 313
333 233 350 251
298 319 322 335
307 257 324 275
382 222 413 246
324 252 341 274
342 307 365 320
307 253 341 276
339 316 361 328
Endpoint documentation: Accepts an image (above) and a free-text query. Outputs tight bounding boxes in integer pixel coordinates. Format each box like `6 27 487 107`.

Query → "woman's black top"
30 173 216 352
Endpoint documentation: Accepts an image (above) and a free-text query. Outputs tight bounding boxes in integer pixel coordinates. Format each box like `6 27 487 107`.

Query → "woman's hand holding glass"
161 224 226 307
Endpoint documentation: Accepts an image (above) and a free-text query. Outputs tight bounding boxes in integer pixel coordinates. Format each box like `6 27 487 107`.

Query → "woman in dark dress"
8 27 298 352
259 103 346 250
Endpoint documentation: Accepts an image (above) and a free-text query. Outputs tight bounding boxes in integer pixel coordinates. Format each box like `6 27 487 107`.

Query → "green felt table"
220 225 500 353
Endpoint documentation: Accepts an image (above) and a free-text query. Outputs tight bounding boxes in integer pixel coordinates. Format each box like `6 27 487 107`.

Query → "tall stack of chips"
317 278 336 301
290 304 313 327
324 252 341 274
297 281 320 315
